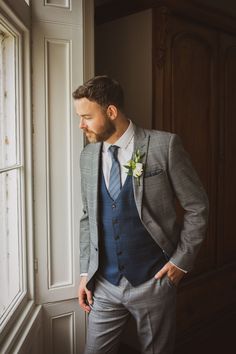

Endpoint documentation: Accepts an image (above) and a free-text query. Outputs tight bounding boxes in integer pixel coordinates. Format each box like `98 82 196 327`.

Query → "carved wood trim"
155 6 170 68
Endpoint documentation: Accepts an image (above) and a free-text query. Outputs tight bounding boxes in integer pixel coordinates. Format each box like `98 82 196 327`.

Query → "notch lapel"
132 125 150 218
90 142 102 224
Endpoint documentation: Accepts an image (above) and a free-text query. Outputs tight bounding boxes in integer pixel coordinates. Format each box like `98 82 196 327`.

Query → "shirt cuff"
169 261 188 273
80 273 88 277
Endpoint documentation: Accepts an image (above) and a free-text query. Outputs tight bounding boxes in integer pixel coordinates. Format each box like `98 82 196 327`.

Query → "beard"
84 114 116 143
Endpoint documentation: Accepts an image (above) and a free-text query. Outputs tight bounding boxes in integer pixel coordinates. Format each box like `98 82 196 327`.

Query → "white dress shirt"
102 120 134 189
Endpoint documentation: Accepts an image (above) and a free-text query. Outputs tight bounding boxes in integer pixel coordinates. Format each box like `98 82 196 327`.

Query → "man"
73 75 209 354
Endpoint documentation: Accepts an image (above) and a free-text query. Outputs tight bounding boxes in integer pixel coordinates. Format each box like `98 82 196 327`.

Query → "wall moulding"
44 0 71 10
44 37 74 289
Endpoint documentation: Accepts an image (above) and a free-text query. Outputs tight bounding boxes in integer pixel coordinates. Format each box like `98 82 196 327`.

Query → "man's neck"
105 118 130 145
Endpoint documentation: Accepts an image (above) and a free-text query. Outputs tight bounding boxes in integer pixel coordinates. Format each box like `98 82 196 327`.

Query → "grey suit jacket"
79 125 209 287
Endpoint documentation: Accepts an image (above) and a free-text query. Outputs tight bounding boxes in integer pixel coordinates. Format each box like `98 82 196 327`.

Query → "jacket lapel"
133 125 150 217
91 125 150 221
91 142 102 224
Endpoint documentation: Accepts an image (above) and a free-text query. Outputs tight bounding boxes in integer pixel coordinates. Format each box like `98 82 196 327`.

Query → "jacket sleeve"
79 152 91 273
168 134 209 271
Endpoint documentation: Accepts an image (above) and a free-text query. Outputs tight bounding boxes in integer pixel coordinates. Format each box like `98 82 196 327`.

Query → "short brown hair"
72 75 124 111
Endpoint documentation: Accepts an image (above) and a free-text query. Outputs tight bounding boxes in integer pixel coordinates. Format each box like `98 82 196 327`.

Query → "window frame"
0 1 35 346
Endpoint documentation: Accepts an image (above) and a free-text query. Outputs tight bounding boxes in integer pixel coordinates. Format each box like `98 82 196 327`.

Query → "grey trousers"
84 274 177 354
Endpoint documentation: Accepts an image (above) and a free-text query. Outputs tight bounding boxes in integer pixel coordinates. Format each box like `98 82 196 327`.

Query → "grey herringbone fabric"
108 145 121 200
84 274 177 354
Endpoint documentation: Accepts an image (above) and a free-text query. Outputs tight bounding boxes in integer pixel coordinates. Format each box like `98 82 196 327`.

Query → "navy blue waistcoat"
98 173 168 286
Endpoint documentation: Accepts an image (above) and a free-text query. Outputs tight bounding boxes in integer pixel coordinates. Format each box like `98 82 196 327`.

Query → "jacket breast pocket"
144 168 164 178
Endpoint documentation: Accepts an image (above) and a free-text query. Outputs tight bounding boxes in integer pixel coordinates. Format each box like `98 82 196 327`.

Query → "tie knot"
109 145 119 159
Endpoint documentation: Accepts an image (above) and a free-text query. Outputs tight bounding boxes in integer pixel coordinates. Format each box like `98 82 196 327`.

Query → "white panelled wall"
32 0 93 353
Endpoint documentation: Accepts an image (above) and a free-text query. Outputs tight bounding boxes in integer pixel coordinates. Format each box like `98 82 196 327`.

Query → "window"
0 16 27 331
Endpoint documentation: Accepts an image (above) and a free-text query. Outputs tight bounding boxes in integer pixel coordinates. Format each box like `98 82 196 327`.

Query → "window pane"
0 30 17 169
0 169 21 319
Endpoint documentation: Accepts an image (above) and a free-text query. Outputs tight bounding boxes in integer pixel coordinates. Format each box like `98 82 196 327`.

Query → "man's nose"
79 118 87 129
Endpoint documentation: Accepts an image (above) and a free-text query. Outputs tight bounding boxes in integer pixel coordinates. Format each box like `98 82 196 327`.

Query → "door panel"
218 33 236 265
153 10 218 274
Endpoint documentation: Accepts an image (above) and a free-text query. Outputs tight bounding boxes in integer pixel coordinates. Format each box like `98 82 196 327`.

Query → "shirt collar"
103 120 134 152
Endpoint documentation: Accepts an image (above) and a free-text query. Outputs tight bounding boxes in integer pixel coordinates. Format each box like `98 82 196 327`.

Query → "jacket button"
112 204 116 209
119 265 124 271
114 235 120 240
117 251 122 256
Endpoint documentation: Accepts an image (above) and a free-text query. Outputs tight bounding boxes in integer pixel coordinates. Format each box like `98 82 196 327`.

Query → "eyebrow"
79 114 92 118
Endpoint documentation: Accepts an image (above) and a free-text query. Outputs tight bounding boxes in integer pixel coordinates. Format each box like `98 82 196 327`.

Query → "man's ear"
107 105 118 120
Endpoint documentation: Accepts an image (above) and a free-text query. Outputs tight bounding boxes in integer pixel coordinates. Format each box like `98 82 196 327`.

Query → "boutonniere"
124 149 145 186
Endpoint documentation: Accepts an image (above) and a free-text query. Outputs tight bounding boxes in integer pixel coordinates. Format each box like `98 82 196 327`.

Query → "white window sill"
0 301 42 353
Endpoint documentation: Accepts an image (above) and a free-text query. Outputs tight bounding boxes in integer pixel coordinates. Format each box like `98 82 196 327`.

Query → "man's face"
74 97 116 143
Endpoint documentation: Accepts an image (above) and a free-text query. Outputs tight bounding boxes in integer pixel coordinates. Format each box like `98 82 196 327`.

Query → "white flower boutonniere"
124 149 145 186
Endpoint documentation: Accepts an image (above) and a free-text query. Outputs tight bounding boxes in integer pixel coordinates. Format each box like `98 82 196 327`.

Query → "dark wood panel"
176 263 236 333
171 32 211 185
153 10 218 274
218 33 236 265
152 9 236 349
174 308 236 354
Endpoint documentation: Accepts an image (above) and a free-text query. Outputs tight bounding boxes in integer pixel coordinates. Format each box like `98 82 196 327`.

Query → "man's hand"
78 276 93 313
154 262 185 286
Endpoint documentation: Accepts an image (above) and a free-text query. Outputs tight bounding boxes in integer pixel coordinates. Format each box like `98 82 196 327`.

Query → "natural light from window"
0 21 25 328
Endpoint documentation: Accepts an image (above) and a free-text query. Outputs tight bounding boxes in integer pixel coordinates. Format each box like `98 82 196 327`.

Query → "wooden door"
218 32 236 266
153 7 236 352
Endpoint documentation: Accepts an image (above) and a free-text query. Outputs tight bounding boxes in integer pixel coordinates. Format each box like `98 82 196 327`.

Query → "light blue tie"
108 145 121 200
